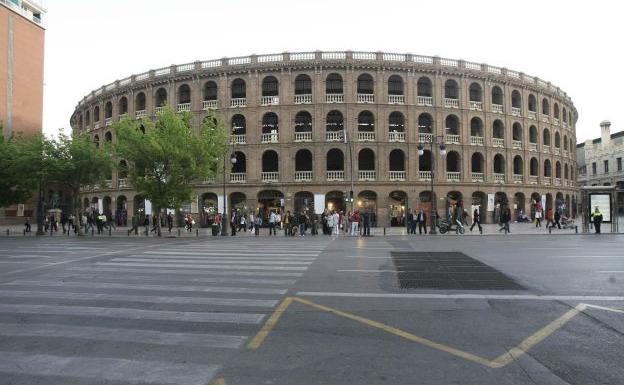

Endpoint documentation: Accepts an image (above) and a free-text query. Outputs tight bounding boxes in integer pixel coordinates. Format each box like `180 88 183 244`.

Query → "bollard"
23 229 26 236
109 226 112 237
6 229 9 236
575 225 578 234
383 227 386 236
196 228 199 237
91 227 94 236
178 228 181 237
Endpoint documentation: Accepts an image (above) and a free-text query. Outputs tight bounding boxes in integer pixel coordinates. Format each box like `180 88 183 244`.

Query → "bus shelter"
580 186 619 233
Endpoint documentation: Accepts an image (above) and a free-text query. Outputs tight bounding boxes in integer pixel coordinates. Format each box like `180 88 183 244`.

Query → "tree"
114 108 227 235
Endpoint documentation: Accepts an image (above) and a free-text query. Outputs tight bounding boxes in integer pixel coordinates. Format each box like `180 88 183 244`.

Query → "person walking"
248 212 255 234
128 213 138 235
298 211 307 236
24 217 31 233
238 214 247 233
351 210 360 236
553 210 562 229
268 210 277 236
167 213 174 233
535 207 542 227
416 209 427 235
283 211 292 236
591 206 603 234
470 207 482 233
407 209 415 235
362 210 371 236
230 211 237 236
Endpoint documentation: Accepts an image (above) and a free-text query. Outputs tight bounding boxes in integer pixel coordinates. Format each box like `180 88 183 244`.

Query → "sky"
42 0 623 143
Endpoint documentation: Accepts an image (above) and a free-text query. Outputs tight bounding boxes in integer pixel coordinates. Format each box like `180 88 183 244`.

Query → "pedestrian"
417 209 427 235
591 206 603 234
470 207 482 233
275 211 282 231
351 210 360 236
230 211 237 236
167 213 174 232
332 210 340 236
268 210 276 236
213 213 222 235
248 212 255 234
545 208 554 229
24 217 31 233
68 214 75 233
407 209 415 235
150 214 158 233
61 213 67 234
362 210 371 236
254 214 262 236
50 214 58 233
499 205 510 233
238 214 247 232
535 207 542 227
553 210 562 229
298 211 307 236
283 211 292 236
504 206 511 233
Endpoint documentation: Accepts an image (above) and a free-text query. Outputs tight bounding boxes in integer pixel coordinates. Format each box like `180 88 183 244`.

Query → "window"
604 160 609 173
618 158 622 171
295 74 312 95
592 162 597 175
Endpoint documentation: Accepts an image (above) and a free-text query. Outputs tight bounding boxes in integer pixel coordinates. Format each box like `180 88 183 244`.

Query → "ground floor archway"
389 191 407 226
358 190 377 226
200 192 218 227
326 191 345 213
294 191 314 214
471 191 487 223
116 195 128 226
257 190 283 222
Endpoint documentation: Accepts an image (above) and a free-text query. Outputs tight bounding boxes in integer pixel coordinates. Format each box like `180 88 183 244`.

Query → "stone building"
70 51 578 226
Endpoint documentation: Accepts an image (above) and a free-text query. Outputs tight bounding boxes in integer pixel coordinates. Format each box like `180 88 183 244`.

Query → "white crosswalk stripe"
0 239 329 384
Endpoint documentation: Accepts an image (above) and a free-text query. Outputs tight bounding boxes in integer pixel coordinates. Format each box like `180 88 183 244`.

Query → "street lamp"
221 152 237 236
344 129 354 213
417 136 446 235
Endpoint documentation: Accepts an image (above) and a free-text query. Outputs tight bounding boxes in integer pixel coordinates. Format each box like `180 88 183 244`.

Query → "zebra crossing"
0 238 329 385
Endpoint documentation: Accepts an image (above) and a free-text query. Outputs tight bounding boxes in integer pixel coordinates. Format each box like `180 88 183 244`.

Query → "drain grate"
391 251 525 290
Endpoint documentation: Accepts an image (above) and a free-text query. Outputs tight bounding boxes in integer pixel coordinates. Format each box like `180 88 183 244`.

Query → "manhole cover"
391 251 524 290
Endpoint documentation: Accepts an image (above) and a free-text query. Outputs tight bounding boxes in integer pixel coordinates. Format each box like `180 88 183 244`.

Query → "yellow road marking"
211 378 226 385
247 296 294 349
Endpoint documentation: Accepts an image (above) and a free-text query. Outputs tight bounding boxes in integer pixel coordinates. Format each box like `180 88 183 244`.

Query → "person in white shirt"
332 211 340 235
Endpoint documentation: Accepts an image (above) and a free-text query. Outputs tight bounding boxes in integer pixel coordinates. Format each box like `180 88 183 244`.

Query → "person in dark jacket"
553 210 562 229
470 207 482 233
591 207 603 234
416 209 427 235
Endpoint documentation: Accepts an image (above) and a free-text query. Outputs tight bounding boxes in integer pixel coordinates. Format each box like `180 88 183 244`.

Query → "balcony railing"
357 94 374 103
135 110 146 119
553 118 560 126
554 177 561 186
177 103 191 113
388 131 406 142
118 113 128 121
419 133 433 143
417 96 433 106
541 115 549 123
326 131 344 142
202 177 216 184
261 133 279 143
563 150 569 158
564 180 569 187
262 172 279 182
388 95 405 104
203 100 217 110
512 140 522 149
492 104 504 114
230 98 246 107
445 134 460 144
554 148 561 155
511 107 521 117
118 178 128 188
492 138 505 147
359 170 376 181
471 172 484 182
513 174 523 184
104 180 112 189
294 132 312 142
105 118 112 127
529 142 537 151
155 106 165 114
529 175 538 184
470 136 484 146
326 94 344 103
260 96 279 106
230 173 246 183
544 176 552 185
563 121 568 129
326 170 345 181
494 173 505 183
543 145 550 153
230 134 246 144
528 111 537 120
294 94 312 104
295 171 313 182
447 172 461 182
469 101 483 111
358 132 375 141
419 171 432 181
389 171 406 181
444 98 459 108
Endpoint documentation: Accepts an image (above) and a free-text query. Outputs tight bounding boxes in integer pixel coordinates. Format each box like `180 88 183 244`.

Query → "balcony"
511 107 521 117
469 101 483 111
528 111 537 120
541 115 549 123
492 138 505 147
358 132 375 141
294 132 312 142
554 148 561 156
230 173 246 183
261 133 279 143
326 131 344 142
94 122 101 129
471 172 484 182
359 170 376 181
470 136 484 146
294 94 312 104
444 98 459 108
447 172 461 182
118 178 128 188
260 96 279 106
118 113 128 121
326 171 345 181
104 179 112 189
419 171 432 181
555 178 561 186
419 133 433 143
155 106 165 114
543 145 550 153
512 140 522 149
445 134 460 144
202 177 216 184
261 172 279 182
105 118 112 127
230 98 246 108
513 174 523 184
563 150 569 158
563 121 568 129
295 171 313 182
203 100 218 110
529 142 537 152
135 110 146 119
564 180 570 187
544 176 552 185
357 94 374 103
388 95 405 104
553 118 560 126
326 94 344 103
230 134 246 144
389 171 406 181
494 173 505 183
492 104 504 114
388 131 406 142
177 103 191 113
529 176 538 184
417 96 433 106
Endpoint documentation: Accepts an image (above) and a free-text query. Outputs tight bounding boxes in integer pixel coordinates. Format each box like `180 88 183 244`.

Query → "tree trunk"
156 207 162 237
73 188 84 236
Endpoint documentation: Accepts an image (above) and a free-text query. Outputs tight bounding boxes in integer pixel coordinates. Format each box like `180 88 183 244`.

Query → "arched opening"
389 149 405 171
472 191 488 223
295 74 312 95
563 107 568 123
446 191 463 221
104 131 112 143
511 90 521 108
493 154 505 174
200 192 218 227
389 112 405 133
554 103 560 119
514 192 526 220
357 191 377 226
556 161 562 179
231 78 246 99
85 110 90 125
326 149 344 171
419 149 432 171
326 73 343 94
155 88 167 107
543 129 551 146
542 98 550 115
357 111 375 132
530 157 539 176
118 160 128 180
555 132 561 148
563 135 568 151
295 149 313 171
178 84 191 104
389 191 407 226
204 81 217 101
326 191 344 213
444 79 458 99
417 76 432 97
135 92 146 112
388 75 404 95
529 125 538 143
513 155 523 175
491 86 503 105
418 113 433 133
565 194 571 216
93 135 100 148
471 117 483 137
261 112 279 140
528 94 537 112
119 97 128 115
262 150 279 173
326 110 343 132
294 191 314 214
512 122 522 141
493 119 505 139
295 111 312 133
231 114 246 135
94 106 100 122
357 73 374 94
358 148 375 170
469 83 482 102
446 151 460 172
564 164 569 180
105 102 112 119
471 152 484 173
495 191 508 206
262 76 279 97
445 115 459 135
544 159 552 177
257 190 283 221
231 151 246 173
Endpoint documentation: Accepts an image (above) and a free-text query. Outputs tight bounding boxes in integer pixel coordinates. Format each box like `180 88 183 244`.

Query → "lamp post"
221 153 237 236
344 129 354 213
417 136 446 235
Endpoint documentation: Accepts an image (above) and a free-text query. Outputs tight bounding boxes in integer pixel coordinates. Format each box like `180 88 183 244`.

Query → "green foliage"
113 108 227 212
0 134 47 207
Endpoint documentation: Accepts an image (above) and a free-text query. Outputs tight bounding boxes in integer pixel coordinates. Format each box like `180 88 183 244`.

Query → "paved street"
0 235 622 385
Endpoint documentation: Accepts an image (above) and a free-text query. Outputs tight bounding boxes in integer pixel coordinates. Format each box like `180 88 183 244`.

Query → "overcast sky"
42 0 623 142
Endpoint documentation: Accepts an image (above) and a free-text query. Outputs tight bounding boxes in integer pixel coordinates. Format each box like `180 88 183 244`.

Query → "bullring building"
70 51 578 227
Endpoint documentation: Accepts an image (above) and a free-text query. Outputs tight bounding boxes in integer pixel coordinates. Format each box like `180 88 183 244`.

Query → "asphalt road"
0 234 622 385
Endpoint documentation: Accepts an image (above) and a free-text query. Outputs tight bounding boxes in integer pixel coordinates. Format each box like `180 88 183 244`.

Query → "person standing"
283 211 292 236
332 211 340 236
545 208 554 229
351 210 360 236
535 207 542 227
417 209 427 235
254 214 261 236
470 207 482 233
407 209 415 235
268 210 276 236
298 211 307 236
24 217 31 233
248 212 255 234
553 210 562 230
230 211 237 236
362 210 371 236
591 206 603 234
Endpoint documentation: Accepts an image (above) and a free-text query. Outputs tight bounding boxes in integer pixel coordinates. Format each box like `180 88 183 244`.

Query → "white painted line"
337 269 396 273
553 256 624 258
67 266 304 277
0 351 219 385
134 254 316 260
44 274 296 286
296 291 624 301
343 256 392 259
0 322 247 348
597 271 624 273
0 261 52 264
0 303 265 324
96 262 308 271
583 303 624 314
144 251 321 256
0 290 279 307
111 258 312 265
5 280 287 295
